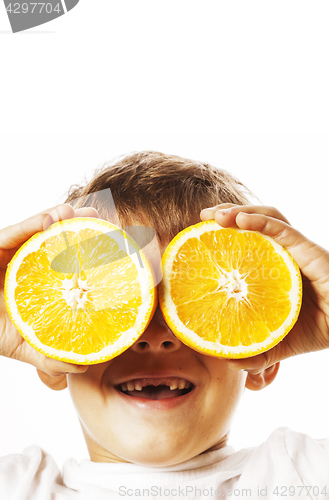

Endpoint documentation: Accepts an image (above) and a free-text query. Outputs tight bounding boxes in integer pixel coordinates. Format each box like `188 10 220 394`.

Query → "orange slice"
159 220 302 358
5 218 156 364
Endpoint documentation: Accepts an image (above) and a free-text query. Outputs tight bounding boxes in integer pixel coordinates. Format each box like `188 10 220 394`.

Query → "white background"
0 1 329 468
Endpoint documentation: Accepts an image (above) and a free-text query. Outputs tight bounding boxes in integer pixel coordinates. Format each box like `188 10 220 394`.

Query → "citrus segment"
159 221 302 358
5 218 156 364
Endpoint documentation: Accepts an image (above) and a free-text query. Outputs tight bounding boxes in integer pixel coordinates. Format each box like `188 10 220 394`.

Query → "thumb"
235 211 329 284
226 353 273 375
225 339 293 375
0 204 75 250
18 341 89 377
37 369 68 391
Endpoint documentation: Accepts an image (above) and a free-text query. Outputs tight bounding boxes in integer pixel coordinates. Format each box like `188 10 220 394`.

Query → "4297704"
6 3 62 14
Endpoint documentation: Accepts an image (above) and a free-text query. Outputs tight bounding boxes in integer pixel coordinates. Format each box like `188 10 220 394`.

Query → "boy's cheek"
203 367 247 420
66 366 104 407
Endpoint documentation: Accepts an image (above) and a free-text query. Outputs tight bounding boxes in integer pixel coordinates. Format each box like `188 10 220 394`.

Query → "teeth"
120 378 192 392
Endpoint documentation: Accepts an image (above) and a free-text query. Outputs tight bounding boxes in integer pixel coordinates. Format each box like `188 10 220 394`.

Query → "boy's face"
68 304 247 466
66 238 248 467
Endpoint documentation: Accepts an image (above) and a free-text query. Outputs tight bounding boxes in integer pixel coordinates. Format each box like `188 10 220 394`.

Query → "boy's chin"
86 429 204 467
118 438 196 467
115 432 228 467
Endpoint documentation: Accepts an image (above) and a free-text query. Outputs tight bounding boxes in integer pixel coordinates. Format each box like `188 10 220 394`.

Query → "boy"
0 151 328 499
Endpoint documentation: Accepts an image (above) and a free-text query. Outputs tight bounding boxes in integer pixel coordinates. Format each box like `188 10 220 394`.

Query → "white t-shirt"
1 427 328 500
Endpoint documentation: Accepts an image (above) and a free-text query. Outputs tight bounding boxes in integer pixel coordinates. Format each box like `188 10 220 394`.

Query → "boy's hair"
65 151 252 243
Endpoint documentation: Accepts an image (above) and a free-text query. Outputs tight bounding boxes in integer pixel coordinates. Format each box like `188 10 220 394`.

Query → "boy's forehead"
117 214 192 281
119 219 168 285
142 234 167 285
120 217 169 253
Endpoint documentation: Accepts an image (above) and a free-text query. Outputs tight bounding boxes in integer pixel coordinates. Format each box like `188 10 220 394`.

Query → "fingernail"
201 206 217 213
216 208 233 215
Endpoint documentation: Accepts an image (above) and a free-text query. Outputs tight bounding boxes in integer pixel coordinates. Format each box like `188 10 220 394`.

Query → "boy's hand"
0 204 98 377
200 204 329 375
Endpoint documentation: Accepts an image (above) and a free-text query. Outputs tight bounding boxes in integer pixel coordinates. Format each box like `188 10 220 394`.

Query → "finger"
0 204 74 249
233 211 329 282
0 205 100 254
42 204 76 230
203 204 326 281
38 357 89 378
74 207 99 218
200 203 236 220
202 204 290 226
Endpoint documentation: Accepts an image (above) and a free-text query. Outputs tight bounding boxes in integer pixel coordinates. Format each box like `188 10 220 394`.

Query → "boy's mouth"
115 377 195 400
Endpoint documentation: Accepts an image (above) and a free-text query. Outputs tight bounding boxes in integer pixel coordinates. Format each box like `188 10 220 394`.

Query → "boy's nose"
130 306 182 353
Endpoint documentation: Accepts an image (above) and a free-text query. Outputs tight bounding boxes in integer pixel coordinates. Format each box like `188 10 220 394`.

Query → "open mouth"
115 377 195 400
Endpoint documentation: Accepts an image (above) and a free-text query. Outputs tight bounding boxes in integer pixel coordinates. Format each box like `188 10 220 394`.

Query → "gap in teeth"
120 379 191 392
